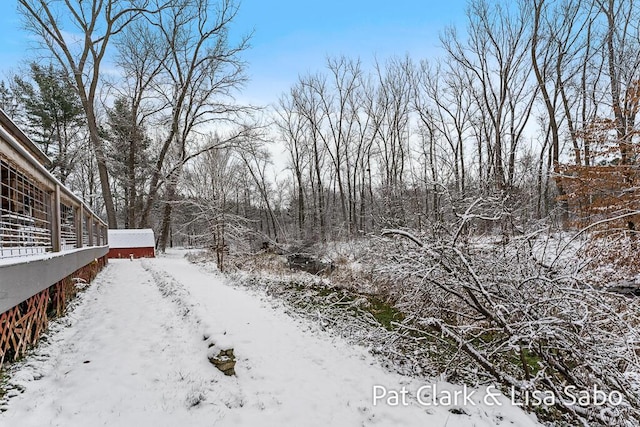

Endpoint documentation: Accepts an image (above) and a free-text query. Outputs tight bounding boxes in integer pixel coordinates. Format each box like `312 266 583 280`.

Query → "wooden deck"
0 109 108 367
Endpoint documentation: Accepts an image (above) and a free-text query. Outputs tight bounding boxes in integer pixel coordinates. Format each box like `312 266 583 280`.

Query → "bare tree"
17 0 162 227
596 0 640 168
180 147 250 271
413 59 475 197
275 93 309 238
109 21 167 228
129 0 250 251
290 76 329 241
237 139 281 243
411 64 446 226
367 56 413 226
442 0 537 192
317 57 363 234
529 0 598 218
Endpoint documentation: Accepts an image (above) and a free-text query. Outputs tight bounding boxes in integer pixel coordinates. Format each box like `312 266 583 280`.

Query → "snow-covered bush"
372 224 640 426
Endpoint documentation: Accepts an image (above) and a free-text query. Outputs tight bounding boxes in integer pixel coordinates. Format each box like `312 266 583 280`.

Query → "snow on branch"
372 227 640 425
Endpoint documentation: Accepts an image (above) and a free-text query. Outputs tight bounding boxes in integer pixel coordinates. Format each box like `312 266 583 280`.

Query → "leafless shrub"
369 204 640 425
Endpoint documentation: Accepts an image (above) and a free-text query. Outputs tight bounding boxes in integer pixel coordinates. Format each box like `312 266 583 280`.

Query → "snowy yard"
0 250 540 426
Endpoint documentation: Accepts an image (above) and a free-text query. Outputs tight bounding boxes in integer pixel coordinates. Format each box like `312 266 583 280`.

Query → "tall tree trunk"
296 170 305 237
85 107 118 228
531 0 566 220
158 180 177 253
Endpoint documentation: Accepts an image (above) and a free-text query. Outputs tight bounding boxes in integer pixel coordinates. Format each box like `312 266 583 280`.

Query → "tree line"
1 0 638 252
2 0 257 252
274 0 640 243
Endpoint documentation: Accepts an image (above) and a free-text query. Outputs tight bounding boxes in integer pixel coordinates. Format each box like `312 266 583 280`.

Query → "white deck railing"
0 112 107 261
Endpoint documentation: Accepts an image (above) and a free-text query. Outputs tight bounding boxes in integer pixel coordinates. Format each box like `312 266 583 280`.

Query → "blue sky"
232 0 469 104
0 0 468 105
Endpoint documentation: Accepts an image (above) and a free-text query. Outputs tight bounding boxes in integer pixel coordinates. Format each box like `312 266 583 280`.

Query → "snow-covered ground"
0 250 541 426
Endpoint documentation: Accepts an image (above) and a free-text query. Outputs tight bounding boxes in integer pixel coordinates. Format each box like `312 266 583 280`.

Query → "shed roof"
108 229 155 249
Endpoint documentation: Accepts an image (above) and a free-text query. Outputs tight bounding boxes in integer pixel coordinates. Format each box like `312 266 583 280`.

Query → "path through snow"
0 251 541 426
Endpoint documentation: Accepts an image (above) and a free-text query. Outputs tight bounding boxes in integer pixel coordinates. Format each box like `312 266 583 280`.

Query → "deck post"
51 184 61 252
88 213 94 246
76 205 84 248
